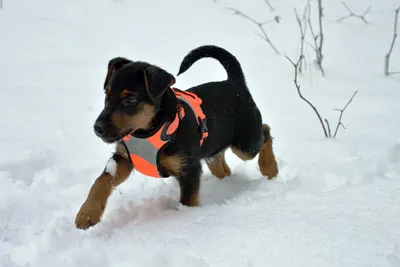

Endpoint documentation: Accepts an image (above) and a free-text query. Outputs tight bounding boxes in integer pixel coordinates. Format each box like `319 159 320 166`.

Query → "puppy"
75 45 278 230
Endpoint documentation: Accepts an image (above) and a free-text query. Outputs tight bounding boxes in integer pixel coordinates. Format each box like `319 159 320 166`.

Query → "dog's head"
94 57 176 143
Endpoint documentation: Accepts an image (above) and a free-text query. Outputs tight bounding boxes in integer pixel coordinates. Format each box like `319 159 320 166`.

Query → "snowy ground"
1 0 400 266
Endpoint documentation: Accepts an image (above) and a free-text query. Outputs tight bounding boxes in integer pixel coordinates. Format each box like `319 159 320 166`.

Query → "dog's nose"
94 121 106 137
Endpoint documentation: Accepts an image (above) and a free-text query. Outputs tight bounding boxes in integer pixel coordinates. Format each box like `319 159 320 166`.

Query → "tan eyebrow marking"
120 89 131 98
106 87 111 95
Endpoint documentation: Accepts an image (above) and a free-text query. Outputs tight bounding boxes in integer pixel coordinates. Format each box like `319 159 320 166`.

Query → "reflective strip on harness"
123 135 160 178
123 111 182 178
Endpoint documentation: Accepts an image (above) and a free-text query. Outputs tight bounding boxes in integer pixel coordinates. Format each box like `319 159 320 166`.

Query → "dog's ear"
103 57 131 89
142 66 176 102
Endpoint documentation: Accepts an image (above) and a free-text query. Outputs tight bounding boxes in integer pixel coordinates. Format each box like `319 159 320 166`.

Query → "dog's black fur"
93 45 276 209
177 46 265 160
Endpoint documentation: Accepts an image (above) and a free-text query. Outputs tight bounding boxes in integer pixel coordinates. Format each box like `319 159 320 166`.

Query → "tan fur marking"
142 69 150 90
231 147 256 161
104 64 115 89
159 153 184 177
120 89 130 98
116 142 129 160
258 124 278 179
112 103 155 132
75 173 115 230
206 151 231 179
180 189 199 207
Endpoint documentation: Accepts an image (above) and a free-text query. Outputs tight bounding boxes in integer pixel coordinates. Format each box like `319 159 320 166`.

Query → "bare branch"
260 18 278 25
307 3 325 76
226 7 258 24
285 55 328 138
294 4 310 73
317 0 324 75
286 55 357 138
294 8 304 72
363 6 372 17
337 2 371 24
285 55 300 67
226 7 280 54
384 6 400 76
341 1 352 14
333 91 358 137
325 119 332 137
263 0 275 12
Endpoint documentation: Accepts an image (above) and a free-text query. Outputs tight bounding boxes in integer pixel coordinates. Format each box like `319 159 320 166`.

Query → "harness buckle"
198 117 209 140
176 104 185 120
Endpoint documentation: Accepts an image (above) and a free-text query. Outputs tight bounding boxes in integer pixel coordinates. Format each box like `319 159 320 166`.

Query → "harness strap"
172 88 208 145
122 86 208 178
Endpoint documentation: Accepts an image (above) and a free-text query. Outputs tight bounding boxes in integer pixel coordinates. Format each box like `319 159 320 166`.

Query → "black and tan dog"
75 45 278 230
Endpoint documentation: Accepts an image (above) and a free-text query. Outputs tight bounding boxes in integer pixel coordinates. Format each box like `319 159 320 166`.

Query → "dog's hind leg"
205 150 231 179
258 124 278 179
231 123 278 179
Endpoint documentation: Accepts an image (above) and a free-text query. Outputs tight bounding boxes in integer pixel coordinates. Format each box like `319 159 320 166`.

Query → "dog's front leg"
177 161 202 207
160 153 202 207
75 142 133 230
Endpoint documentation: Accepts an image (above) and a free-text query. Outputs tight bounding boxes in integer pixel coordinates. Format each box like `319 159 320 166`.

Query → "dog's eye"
124 96 137 105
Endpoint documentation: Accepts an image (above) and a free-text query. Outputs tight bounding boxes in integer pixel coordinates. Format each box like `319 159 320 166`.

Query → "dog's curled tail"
177 45 246 84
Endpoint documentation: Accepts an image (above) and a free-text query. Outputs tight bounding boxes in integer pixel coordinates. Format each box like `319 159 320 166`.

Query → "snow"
1 0 400 266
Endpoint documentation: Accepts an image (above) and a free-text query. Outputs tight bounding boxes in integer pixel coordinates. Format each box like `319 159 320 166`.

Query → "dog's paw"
206 154 232 179
261 163 279 180
75 200 104 230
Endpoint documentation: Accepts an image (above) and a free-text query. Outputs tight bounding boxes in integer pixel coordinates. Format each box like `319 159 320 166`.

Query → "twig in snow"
286 55 358 138
337 2 371 24
286 55 328 137
226 7 280 54
317 0 324 70
294 3 310 73
263 0 275 12
307 1 325 77
333 91 358 137
324 119 332 137
384 6 400 76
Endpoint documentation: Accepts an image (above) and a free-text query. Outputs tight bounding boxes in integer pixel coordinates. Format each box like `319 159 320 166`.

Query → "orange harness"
122 88 208 178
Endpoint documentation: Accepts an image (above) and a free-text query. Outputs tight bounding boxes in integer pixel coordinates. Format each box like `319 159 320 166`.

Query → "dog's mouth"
100 128 135 144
